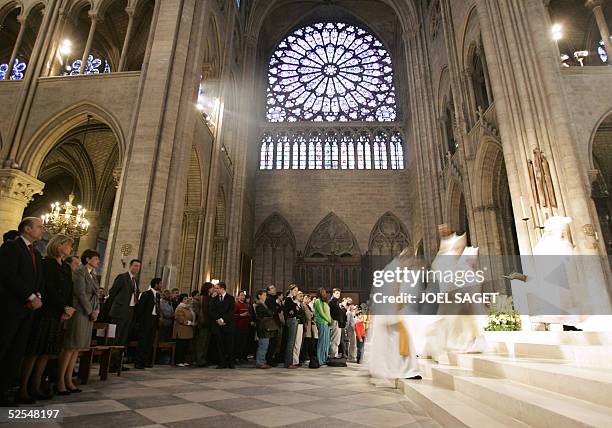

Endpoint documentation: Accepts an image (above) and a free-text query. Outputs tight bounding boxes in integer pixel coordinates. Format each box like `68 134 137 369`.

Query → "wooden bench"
91 323 126 378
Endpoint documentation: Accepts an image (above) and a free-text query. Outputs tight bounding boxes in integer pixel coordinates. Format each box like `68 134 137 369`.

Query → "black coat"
210 293 235 327
283 296 298 319
108 272 139 320
329 297 347 328
41 258 73 319
134 289 159 330
0 238 44 317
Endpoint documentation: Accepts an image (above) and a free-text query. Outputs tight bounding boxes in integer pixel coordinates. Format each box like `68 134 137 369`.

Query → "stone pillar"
4 15 27 80
77 211 100 253
439 0 481 249
585 0 612 66
43 8 67 77
477 0 612 312
223 33 258 291
0 169 44 233
79 11 98 75
102 0 202 288
403 29 445 256
3 0 60 167
118 7 135 72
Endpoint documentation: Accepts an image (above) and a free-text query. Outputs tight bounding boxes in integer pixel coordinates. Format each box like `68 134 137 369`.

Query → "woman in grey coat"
59 249 100 393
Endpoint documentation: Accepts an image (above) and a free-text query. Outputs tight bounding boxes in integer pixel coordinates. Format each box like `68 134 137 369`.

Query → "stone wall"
254 168 419 254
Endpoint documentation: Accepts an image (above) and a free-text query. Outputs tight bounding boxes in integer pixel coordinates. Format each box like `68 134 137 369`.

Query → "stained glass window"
298 135 307 169
313 134 323 169
390 132 405 169
347 140 355 169
280 134 290 169
324 139 332 169
599 38 612 63
308 140 315 169
259 129 402 170
69 55 111 75
374 132 388 169
324 133 339 169
0 58 27 80
260 133 274 169
292 139 299 169
356 138 365 169
340 134 349 169
276 137 283 169
266 22 396 123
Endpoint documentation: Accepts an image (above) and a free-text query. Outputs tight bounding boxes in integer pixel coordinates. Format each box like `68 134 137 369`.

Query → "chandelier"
41 193 90 238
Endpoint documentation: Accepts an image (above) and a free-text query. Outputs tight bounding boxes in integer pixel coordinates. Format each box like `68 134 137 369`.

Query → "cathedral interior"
1 0 612 426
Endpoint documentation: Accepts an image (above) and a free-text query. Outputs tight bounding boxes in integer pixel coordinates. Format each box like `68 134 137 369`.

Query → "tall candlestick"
520 196 529 220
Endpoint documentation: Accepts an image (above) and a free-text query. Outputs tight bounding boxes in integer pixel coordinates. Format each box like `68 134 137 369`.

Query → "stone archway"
20 113 122 266
590 110 612 255
254 212 296 293
297 212 362 297
177 147 204 293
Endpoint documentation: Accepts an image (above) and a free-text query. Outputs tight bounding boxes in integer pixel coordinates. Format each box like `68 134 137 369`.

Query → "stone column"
403 18 452 255
4 15 27 80
102 0 202 287
79 11 98 75
586 0 612 66
223 32 257 290
439 0 481 249
3 0 60 167
0 169 44 233
118 7 135 72
77 211 100 253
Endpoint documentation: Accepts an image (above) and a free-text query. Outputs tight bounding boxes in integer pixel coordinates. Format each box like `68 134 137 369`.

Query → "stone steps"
490 342 612 368
398 378 530 428
453 372 612 427
403 360 612 427
453 353 612 407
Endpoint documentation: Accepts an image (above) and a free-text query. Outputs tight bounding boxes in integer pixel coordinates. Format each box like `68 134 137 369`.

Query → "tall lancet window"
259 21 406 170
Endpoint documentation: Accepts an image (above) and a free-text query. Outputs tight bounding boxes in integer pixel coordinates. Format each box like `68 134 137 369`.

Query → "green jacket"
313 298 332 325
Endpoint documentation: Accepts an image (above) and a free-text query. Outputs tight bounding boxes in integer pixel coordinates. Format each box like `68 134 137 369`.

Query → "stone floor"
2 363 439 428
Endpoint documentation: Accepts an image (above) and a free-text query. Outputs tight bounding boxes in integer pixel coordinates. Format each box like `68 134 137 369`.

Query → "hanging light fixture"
41 194 90 237
41 116 92 237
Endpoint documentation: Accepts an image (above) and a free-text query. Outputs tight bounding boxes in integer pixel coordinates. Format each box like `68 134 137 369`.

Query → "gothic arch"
178 147 204 292
445 173 468 237
460 5 481 70
473 138 505 210
589 108 612 255
304 212 360 257
254 212 296 291
588 106 612 168
0 1 21 24
246 0 418 42
368 211 411 256
19 101 126 176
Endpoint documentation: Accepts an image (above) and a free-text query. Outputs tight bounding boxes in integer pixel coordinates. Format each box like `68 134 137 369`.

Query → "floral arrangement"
485 296 521 331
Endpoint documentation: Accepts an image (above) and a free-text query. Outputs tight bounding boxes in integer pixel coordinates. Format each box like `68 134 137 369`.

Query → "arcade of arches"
0 0 611 311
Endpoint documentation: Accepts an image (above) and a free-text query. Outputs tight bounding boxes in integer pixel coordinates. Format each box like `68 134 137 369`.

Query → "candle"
520 196 529 220
536 204 545 229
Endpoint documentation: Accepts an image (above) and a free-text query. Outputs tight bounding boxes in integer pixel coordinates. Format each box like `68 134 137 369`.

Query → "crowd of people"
0 217 368 407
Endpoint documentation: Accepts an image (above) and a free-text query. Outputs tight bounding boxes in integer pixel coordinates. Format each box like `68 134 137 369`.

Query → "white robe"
365 257 420 379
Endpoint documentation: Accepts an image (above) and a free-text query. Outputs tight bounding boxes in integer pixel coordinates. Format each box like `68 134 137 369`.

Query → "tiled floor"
4 363 439 428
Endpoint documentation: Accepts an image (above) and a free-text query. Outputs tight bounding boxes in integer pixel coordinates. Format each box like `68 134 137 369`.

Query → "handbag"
261 316 279 332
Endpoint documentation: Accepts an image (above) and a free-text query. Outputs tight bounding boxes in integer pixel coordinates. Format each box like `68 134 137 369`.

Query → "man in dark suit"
210 282 235 369
107 259 142 370
0 218 44 405
134 277 162 369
